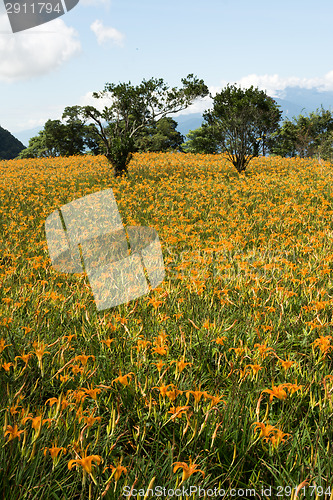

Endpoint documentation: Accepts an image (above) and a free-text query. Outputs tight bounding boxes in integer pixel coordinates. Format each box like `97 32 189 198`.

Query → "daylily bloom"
262 383 288 402
205 393 226 408
212 336 227 345
135 338 151 351
152 345 168 355
176 359 192 373
104 459 127 482
312 335 332 355
22 414 52 434
152 360 165 373
265 429 291 448
284 381 303 395
229 346 246 357
0 338 11 353
71 365 84 375
15 353 32 365
68 453 102 474
74 354 95 367
79 410 102 427
254 342 275 359
4 424 24 441
278 357 295 370
33 341 50 363
111 371 134 386
152 384 174 398
244 363 264 380
168 406 190 419
102 338 115 348
186 390 206 405
166 388 183 402
173 457 205 483
251 421 277 439
83 387 102 400
44 444 67 459
2 362 13 372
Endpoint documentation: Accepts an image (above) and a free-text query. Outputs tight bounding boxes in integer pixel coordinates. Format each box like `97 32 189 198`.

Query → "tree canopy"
74 74 209 176
134 117 184 152
271 107 333 160
202 84 282 172
18 113 100 159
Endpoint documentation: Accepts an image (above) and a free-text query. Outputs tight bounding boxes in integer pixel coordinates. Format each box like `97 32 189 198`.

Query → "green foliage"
76 74 209 176
317 130 333 162
0 125 25 160
18 108 102 160
271 107 333 160
134 117 184 152
203 84 282 172
182 124 220 154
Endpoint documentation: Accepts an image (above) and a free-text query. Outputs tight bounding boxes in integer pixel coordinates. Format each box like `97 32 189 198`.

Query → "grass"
1 152 333 499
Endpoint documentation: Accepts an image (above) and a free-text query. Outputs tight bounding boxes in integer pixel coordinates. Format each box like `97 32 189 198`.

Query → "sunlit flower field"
1 152 333 499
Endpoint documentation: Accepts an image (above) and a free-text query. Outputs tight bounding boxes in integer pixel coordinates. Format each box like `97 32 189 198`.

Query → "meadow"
1 152 333 499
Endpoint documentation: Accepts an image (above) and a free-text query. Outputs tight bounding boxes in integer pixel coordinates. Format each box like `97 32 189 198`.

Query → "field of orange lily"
1 152 333 499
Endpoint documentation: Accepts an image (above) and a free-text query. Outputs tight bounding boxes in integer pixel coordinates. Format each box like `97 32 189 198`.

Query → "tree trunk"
233 157 247 173
105 151 133 177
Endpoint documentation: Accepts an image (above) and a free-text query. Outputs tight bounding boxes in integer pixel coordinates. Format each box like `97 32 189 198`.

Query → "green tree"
18 120 66 158
271 107 333 159
316 131 333 162
182 123 220 154
75 74 209 176
203 84 282 173
18 113 101 159
134 117 184 152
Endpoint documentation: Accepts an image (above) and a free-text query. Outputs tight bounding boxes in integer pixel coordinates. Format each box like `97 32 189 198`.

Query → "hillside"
0 125 26 160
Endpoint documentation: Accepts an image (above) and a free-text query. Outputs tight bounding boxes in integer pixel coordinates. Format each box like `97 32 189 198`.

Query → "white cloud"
0 15 81 82
218 71 333 97
172 92 214 117
79 90 115 110
90 20 124 46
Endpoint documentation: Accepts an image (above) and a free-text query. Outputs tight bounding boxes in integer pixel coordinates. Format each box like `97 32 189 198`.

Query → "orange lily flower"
168 406 190 419
44 444 67 459
266 429 292 448
104 459 127 481
33 341 50 363
112 371 134 386
152 383 174 398
68 453 102 474
4 424 24 441
251 421 277 438
0 338 11 353
2 362 13 372
173 457 205 483
166 388 183 402
176 359 192 373
74 354 95 366
83 387 102 400
186 390 206 405
152 360 165 373
262 383 288 402
102 338 115 348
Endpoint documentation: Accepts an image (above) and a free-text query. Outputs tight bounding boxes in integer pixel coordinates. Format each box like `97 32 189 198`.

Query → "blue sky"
1 0 333 134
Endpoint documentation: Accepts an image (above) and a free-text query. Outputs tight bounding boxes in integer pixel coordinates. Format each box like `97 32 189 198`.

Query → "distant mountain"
173 113 204 138
277 86 333 114
14 126 43 148
0 125 26 160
